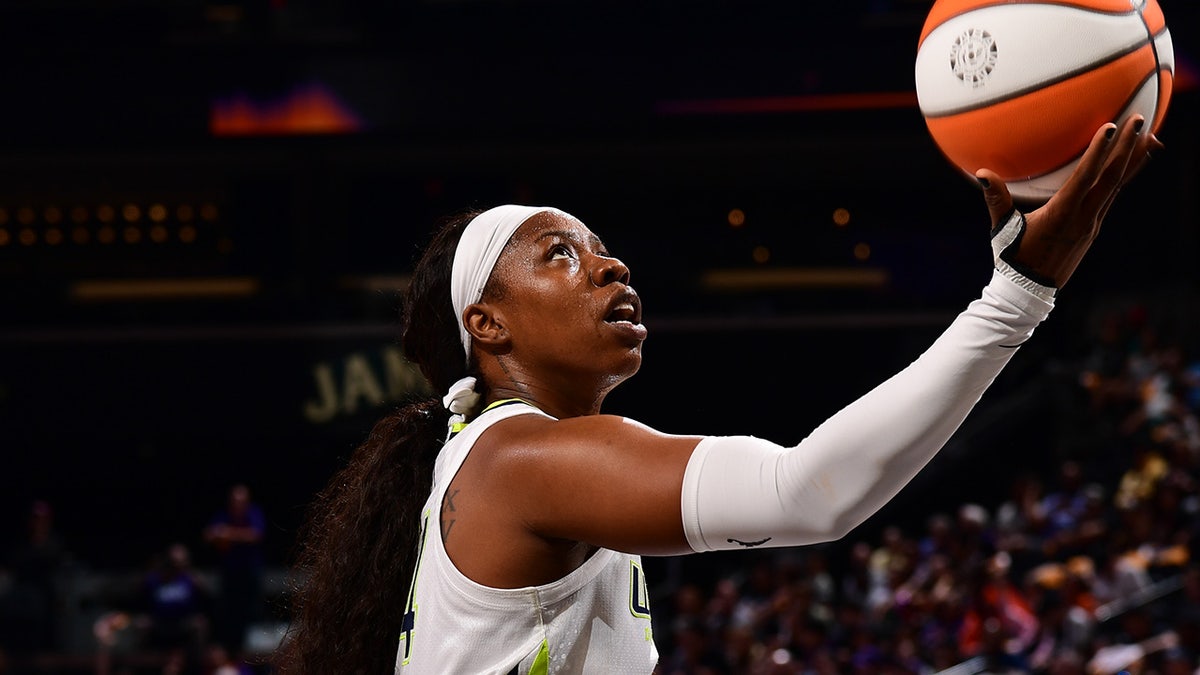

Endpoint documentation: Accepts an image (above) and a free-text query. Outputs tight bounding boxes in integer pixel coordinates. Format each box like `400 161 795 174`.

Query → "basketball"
915 0 1174 202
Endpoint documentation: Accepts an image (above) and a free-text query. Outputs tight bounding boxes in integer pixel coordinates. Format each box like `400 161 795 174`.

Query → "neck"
486 382 607 420
481 356 616 420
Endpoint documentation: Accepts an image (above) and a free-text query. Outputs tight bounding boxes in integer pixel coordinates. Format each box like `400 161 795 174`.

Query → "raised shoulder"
470 412 703 556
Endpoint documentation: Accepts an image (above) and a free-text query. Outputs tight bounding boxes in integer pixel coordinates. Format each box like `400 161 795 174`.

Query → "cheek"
521 277 590 318
510 295 583 338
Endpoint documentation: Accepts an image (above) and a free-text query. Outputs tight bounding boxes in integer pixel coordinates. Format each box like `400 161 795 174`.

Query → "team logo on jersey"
398 511 431 667
629 561 651 620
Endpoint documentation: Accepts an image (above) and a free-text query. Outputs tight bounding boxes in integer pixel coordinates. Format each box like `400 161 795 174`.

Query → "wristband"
990 210 1057 303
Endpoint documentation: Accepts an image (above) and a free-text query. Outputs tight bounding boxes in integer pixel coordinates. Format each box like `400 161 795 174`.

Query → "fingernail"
977 177 990 189
1105 126 1117 140
1134 117 1145 133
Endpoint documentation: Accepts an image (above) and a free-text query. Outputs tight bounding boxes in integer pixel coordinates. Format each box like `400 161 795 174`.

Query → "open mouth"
604 293 642 326
603 291 648 342
606 303 638 324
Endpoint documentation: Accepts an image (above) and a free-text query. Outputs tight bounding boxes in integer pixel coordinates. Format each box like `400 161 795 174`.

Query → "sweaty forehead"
508 210 598 245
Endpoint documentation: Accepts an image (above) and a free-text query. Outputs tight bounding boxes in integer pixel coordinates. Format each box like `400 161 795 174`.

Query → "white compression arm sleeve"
680 269 1054 552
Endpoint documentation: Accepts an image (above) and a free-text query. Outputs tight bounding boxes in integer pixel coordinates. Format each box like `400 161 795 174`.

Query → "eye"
549 243 573 260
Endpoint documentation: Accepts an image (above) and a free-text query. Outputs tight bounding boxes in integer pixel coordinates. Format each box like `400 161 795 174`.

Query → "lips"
603 289 647 341
604 290 643 325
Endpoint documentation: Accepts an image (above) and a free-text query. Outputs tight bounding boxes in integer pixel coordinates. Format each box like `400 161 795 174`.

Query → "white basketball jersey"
395 400 659 674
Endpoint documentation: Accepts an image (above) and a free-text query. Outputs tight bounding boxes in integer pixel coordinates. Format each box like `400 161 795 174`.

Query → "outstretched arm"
682 115 1161 551
682 268 1047 550
491 117 1159 557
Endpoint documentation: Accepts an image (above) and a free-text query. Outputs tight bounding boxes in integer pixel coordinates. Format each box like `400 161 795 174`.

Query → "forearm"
681 269 1053 551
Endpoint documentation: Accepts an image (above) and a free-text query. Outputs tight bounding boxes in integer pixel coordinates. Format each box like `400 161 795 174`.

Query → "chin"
599 350 642 391
617 349 644 380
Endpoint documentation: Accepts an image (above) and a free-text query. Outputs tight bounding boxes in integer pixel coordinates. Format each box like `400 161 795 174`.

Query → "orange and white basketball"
915 0 1173 202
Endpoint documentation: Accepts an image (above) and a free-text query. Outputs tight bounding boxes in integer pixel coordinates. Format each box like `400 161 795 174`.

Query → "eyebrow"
535 229 606 251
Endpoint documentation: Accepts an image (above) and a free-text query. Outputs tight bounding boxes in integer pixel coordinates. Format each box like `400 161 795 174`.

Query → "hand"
977 115 1164 288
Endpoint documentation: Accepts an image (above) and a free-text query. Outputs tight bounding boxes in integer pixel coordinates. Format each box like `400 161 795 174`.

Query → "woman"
275 117 1159 674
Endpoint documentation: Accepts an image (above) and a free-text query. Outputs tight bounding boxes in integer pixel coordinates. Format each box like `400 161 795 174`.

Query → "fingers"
975 168 1014 229
1122 132 1164 187
1081 115 1145 217
1097 132 1163 222
1054 121 1122 208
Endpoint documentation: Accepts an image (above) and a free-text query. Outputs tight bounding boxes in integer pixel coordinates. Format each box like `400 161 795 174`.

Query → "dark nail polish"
977 177 990 189
1105 126 1117 140
1134 117 1145 133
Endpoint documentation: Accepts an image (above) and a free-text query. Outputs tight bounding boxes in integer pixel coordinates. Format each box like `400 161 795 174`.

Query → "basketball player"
274 116 1160 674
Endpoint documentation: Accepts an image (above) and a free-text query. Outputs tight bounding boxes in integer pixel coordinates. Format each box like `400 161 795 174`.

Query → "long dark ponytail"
274 209 483 675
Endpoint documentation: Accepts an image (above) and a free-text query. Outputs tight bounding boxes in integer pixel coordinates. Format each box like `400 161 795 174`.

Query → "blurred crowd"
0 486 268 675
654 304 1200 675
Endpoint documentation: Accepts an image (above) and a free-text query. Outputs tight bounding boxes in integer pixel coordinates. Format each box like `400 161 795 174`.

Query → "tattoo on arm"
441 489 459 541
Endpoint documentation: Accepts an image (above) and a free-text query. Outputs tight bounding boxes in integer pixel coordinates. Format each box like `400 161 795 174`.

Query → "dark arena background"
1 1 1199 674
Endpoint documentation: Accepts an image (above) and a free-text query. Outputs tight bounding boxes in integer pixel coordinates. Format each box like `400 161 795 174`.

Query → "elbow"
782 510 860 546
812 500 875 543
787 478 878 544
822 517 860 543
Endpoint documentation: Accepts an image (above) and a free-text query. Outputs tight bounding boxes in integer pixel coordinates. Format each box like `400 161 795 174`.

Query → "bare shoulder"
463 411 702 553
475 412 699 468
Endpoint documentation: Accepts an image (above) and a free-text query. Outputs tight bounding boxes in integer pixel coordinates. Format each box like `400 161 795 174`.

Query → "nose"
591 254 631 287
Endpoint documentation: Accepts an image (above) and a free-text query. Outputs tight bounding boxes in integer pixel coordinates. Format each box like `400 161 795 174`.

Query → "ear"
463 303 510 349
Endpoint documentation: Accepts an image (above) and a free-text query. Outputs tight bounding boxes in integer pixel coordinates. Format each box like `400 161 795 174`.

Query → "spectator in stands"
0 499 66 655
1042 463 1088 539
995 474 1045 567
143 543 209 673
839 541 873 611
1182 359 1200 413
1168 566 1200 661
959 552 1040 666
1116 442 1170 511
203 484 266 655
203 643 252 675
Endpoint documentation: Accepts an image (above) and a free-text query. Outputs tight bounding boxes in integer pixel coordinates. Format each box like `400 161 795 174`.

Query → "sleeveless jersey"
395 401 659 674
